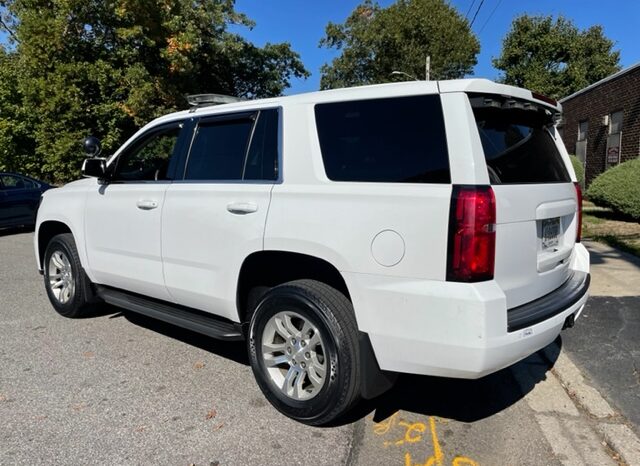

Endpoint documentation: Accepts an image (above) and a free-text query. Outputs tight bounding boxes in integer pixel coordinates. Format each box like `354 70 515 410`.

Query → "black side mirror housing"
82 158 107 179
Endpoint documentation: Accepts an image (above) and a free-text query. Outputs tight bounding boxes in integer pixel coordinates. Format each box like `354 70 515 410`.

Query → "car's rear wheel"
248 279 361 425
43 233 95 318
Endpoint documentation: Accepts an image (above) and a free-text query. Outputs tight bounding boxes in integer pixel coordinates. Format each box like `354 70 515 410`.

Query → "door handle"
226 202 258 215
136 199 158 210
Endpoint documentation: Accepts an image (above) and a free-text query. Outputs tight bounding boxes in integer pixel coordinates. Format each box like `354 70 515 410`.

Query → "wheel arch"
238 251 397 401
236 250 351 324
37 221 73 269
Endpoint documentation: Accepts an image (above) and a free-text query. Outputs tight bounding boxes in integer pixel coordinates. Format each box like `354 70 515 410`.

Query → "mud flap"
359 332 398 399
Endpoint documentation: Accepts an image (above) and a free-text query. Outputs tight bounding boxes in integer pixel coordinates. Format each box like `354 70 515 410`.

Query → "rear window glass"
314 95 450 183
470 95 570 184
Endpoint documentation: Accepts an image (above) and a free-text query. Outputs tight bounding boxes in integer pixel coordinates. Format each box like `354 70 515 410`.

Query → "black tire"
248 279 361 425
43 233 95 318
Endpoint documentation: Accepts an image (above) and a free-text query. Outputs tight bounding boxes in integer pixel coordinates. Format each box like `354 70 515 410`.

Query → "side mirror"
83 136 102 157
82 158 107 179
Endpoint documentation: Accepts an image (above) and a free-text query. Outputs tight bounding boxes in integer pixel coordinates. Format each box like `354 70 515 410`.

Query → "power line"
469 0 486 28
479 0 503 34
465 0 477 20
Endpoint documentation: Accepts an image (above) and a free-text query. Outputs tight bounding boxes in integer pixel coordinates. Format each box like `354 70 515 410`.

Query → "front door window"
113 126 182 181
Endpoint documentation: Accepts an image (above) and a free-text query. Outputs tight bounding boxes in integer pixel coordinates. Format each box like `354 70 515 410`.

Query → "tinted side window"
185 119 253 181
244 109 279 180
114 126 182 181
1 174 25 189
470 96 570 184
21 177 38 189
314 95 450 183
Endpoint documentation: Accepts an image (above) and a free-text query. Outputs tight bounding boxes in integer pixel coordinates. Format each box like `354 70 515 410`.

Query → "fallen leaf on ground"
71 402 86 411
205 409 217 420
83 351 95 358
134 425 147 433
212 422 224 431
193 361 205 369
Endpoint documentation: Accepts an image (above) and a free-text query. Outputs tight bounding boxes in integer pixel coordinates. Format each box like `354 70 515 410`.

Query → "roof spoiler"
468 93 562 127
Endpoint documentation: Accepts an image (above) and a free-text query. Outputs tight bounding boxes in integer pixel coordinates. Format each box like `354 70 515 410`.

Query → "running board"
95 286 244 341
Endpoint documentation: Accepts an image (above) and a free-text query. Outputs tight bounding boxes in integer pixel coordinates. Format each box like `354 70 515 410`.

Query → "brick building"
558 63 640 185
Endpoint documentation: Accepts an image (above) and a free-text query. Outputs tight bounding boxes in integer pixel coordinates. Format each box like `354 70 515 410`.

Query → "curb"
546 343 640 465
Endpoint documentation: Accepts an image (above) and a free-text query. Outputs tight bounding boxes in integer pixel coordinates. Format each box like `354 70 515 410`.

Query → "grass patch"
588 235 640 257
581 202 640 257
583 213 604 225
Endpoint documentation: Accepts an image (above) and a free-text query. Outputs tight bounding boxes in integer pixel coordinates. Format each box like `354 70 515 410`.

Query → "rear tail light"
574 182 582 242
446 185 496 282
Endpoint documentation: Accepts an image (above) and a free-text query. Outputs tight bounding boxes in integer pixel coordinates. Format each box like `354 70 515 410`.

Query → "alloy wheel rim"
48 250 75 304
261 311 327 401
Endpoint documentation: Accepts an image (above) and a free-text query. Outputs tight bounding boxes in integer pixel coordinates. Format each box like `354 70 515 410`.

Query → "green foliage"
586 159 640 221
569 155 584 185
0 0 309 183
493 15 620 99
319 0 480 90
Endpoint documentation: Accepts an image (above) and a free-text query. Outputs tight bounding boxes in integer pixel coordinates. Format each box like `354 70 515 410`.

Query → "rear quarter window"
470 94 570 184
314 95 450 183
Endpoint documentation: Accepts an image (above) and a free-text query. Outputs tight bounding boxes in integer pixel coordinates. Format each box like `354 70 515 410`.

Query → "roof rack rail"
186 94 246 112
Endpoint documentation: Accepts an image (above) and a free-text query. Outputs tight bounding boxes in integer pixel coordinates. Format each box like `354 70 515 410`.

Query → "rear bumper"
344 243 590 379
508 270 590 331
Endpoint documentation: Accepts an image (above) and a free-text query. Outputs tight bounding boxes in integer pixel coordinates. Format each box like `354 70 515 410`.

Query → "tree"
319 0 480 90
493 15 620 99
0 0 308 183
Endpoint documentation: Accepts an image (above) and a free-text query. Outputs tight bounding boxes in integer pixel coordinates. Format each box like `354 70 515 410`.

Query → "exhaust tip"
562 313 575 330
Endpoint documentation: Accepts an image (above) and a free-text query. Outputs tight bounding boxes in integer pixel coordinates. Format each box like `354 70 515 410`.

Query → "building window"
606 110 623 167
578 120 588 141
609 110 623 134
576 120 588 172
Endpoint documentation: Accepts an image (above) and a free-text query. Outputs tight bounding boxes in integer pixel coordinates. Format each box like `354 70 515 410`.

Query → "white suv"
35 80 590 425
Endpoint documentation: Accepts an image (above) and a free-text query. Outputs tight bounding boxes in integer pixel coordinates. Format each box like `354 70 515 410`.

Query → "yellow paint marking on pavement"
374 414 479 465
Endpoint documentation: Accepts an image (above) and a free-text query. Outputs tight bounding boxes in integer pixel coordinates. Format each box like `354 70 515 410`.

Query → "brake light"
446 185 496 282
574 182 582 242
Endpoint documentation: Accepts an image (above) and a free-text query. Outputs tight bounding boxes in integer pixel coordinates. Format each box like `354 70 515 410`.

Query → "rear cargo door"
469 94 579 308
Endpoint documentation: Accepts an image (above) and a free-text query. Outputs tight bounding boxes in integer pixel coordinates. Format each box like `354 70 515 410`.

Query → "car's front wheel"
43 233 95 318
248 279 361 425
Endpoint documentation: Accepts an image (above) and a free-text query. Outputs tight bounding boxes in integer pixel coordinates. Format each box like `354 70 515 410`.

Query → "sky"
230 0 640 94
1 1 638 95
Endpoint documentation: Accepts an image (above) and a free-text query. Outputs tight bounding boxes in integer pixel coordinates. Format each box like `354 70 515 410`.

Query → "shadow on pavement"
87 301 562 426
338 338 562 426
0 225 35 237
586 240 640 269
119 308 249 366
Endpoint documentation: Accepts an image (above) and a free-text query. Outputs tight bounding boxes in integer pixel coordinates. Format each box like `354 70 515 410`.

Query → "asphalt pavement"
1 230 638 465
561 241 640 430
0 229 354 465
563 296 640 426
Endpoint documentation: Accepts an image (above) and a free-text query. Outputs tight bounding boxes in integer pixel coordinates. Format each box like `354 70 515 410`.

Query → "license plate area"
541 217 560 251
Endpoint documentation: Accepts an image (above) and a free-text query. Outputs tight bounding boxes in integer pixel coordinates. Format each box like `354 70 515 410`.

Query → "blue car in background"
0 172 53 228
